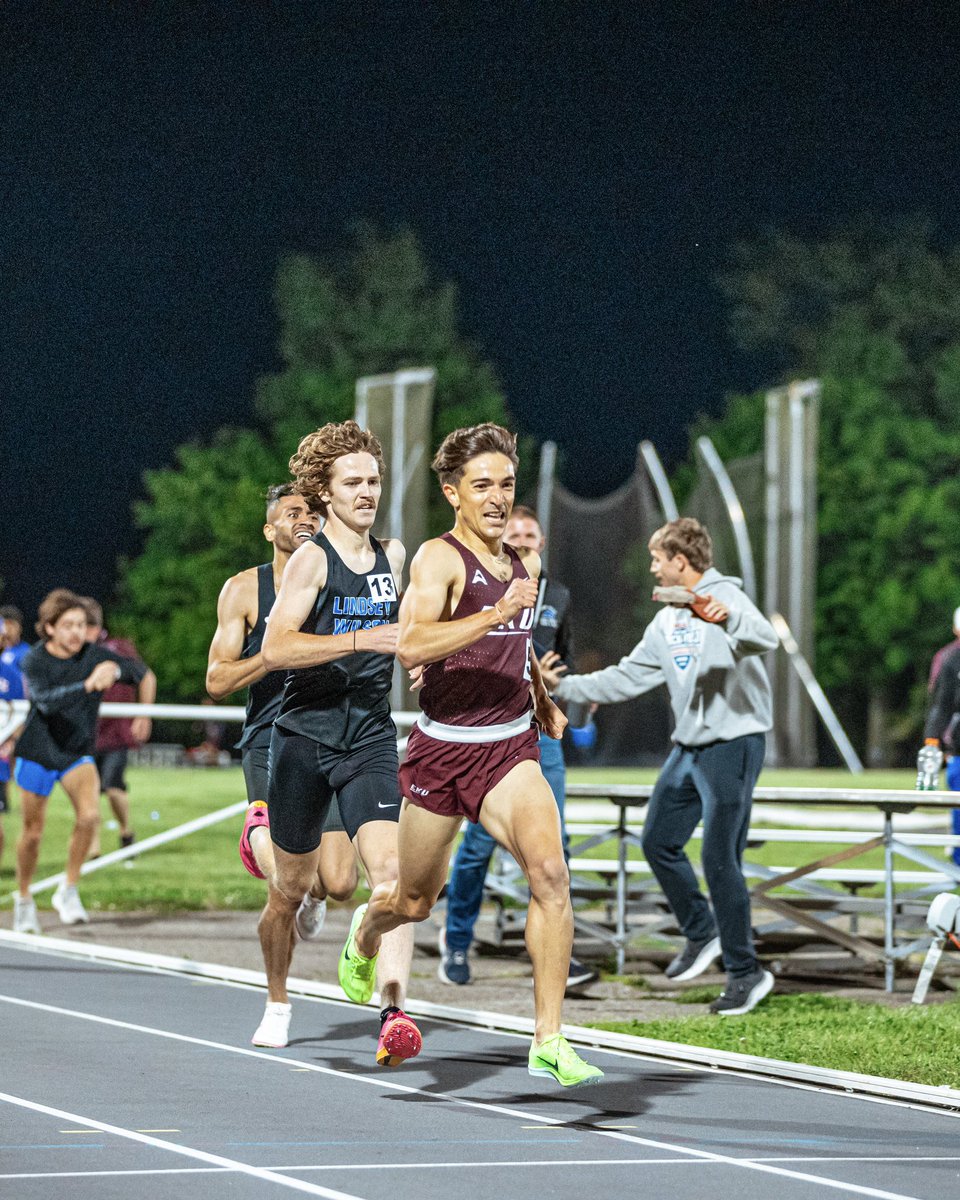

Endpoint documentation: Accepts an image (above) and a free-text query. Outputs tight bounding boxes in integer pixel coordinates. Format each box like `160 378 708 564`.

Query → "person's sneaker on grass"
252 1001 292 1048
437 927 471 985
709 967 774 1015
295 893 327 941
238 801 269 879
565 956 599 991
665 935 722 982
376 1007 423 1067
52 883 88 926
528 1034 604 1088
338 903 378 1004
13 894 41 935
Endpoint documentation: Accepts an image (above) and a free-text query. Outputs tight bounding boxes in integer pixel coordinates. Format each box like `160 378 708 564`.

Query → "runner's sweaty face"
45 607 88 657
265 493 321 554
444 453 516 544
321 453 383 533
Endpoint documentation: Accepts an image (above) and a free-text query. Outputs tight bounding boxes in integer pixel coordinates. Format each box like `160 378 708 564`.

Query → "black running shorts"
267 725 400 853
95 749 129 793
243 731 346 834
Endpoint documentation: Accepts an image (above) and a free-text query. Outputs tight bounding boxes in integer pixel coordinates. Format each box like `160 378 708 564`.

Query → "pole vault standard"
3 702 419 899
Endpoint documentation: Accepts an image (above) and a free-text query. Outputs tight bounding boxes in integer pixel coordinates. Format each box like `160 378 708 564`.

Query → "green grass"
589 992 960 1089
1 767 267 912
0 763 934 912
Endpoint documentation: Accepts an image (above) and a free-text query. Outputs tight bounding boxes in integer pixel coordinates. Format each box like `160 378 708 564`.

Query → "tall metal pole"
639 440 679 521
537 440 557 572
695 436 758 601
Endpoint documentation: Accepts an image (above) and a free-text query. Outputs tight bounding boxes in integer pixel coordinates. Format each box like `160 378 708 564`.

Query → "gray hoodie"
553 568 777 747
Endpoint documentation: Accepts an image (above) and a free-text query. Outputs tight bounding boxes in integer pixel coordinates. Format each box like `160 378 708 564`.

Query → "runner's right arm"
206 571 265 701
397 539 538 669
261 541 397 670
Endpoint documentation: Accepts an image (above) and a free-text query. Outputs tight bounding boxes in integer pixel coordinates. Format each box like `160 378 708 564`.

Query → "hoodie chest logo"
667 612 703 674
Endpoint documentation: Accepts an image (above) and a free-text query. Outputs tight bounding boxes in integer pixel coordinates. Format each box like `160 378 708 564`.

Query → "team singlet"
237 563 283 750
418 533 534 737
275 531 398 751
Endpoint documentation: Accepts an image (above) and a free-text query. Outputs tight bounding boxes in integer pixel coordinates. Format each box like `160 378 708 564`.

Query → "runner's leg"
353 820 415 1011
357 802 463 955
259 844 322 1003
479 759 571 1044
15 788 49 896
59 762 102 886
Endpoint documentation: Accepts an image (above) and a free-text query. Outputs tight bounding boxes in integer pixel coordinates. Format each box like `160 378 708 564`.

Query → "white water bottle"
915 739 943 791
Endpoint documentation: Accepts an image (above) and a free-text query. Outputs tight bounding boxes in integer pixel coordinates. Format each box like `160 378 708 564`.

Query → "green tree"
675 224 960 762
116 227 514 700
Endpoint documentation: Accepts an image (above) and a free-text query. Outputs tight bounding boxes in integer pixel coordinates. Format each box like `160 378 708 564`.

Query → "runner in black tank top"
256 420 419 1065
205 487 357 955
237 563 284 751
275 529 397 751
337 422 603 1089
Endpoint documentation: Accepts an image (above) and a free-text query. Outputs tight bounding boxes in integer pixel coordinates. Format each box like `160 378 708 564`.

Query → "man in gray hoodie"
544 517 778 1015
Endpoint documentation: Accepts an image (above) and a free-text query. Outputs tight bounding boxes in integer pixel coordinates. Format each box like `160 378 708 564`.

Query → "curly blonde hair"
288 420 386 514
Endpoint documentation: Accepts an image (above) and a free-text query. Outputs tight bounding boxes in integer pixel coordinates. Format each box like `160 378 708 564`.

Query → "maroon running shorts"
400 723 541 822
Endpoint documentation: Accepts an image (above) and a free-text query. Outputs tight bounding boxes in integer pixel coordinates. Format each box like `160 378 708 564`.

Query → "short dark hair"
0 605 23 626
649 518 713 572
36 589 88 639
265 483 299 518
431 423 519 486
509 504 540 526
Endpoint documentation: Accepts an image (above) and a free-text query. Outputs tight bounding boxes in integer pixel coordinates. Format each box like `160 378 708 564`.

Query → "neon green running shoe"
338 903 378 1004
528 1034 604 1088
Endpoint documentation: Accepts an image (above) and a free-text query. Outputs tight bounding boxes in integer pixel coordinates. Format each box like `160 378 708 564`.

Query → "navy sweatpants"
641 732 766 978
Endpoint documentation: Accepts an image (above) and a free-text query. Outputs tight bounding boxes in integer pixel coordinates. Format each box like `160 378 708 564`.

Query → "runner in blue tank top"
258 421 419 1067
205 485 358 961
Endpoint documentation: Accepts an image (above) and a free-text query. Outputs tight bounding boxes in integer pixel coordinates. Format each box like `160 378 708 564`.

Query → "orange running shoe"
376 1008 422 1068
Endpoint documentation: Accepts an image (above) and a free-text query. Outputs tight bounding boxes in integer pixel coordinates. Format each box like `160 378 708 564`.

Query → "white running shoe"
13 895 41 934
295 894 327 941
52 883 89 926
252 1002 292 1048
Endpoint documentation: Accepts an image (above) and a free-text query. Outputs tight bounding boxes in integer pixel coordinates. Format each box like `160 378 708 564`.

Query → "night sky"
4 3 960 626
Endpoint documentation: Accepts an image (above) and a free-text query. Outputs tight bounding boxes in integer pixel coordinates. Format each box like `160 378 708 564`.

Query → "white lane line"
0 1090 365 1200
0 993 927 1200
1 1154 958 1183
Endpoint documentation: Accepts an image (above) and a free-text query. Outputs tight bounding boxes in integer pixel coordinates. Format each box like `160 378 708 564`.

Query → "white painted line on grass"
0 993 927 1200
0 1090 366 1200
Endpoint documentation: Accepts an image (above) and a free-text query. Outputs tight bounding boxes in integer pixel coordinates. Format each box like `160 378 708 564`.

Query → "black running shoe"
566 956 599 990
709 968 774 1015
664 935 722 981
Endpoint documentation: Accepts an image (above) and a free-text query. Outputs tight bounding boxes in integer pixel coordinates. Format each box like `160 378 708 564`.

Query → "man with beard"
206 485 359 962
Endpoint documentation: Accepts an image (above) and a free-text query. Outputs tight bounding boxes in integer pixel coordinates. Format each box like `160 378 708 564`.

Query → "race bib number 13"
367 574 398 603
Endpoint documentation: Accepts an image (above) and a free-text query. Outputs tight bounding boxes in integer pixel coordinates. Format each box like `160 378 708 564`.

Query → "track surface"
1 941 958 1200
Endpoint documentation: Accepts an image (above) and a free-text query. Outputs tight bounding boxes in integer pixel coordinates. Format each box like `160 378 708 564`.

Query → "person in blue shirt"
0 607 30 869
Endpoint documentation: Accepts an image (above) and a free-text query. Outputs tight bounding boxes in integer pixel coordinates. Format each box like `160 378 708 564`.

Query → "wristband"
494 600 506 624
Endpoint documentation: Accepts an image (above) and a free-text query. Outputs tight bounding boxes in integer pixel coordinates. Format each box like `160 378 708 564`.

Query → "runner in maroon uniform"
337 423 603 1088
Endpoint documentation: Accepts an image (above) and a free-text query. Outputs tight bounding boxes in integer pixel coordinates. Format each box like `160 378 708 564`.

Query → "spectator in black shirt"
12 589 154 933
